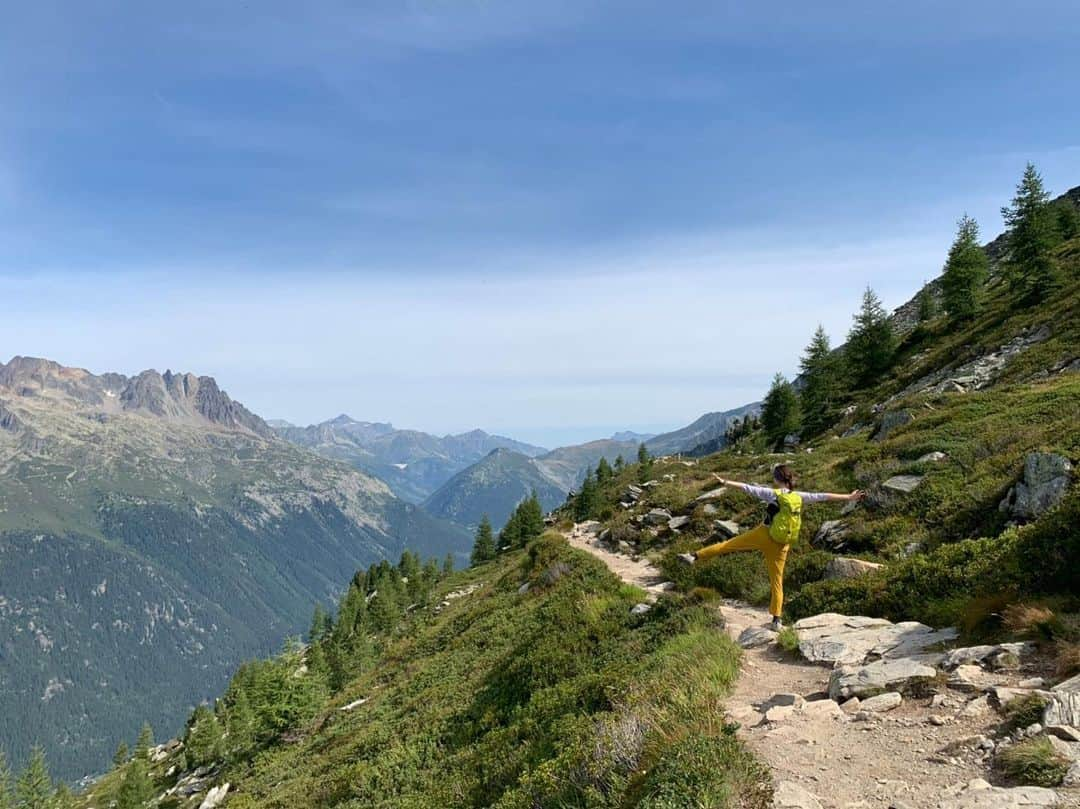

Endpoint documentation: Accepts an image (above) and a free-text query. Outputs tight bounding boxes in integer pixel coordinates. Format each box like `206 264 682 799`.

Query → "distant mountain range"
644 402 761 456
271 415 547 503
0 357 468 779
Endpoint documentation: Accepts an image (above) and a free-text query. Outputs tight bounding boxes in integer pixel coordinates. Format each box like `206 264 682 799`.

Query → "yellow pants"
695 524 789 617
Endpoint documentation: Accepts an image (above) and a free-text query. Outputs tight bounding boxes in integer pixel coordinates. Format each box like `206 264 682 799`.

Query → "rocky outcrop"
937 778 1058 808
812 519 850 549
883 474 925 493
829 657 938 700
823 557 883 580
873 410 913 442
999 452 1073 522
795 613 958 667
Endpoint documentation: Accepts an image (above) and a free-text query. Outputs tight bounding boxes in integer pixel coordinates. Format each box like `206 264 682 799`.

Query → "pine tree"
498 509 521 548
516 492 545 543
1052 198 1080 241
595 457 613 483
116 757 152 809
613 455 625 472
636 443 653 483
226 688 256 759
940 214 989 321
442 554 454 576
308 604 329 644
0 748 14 809
760 373 801 448
1001 163 1060 300
470 515 496 565
134 723 154 761
798 325 840 437
185 704 224 768
845 286 896 386
51 784 75 809
574 469 599 521
112 742 129 768
915 284 938 323
15 747 51 809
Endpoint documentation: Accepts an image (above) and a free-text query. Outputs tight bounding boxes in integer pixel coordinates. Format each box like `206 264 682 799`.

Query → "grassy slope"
83 536 769 809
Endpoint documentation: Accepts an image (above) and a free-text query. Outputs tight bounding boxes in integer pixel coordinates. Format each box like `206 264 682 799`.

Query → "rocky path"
563 522 1080 809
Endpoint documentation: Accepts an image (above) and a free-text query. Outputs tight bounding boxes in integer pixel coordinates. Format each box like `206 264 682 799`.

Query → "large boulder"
695 486 727 502
713 519 741 538
937 779 1058 809
828 657 937 700
941 643 1027 671
773 782 823 809
1007 452 1073 522
882 474 925 493
667 515 691 531
823 557 883 580
873 410 913 442
812 519 851 549
794 613 956 667
644 508 672 526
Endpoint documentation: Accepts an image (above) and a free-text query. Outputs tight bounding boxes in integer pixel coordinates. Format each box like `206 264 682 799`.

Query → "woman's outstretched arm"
711 474 776 502
712 474 865 503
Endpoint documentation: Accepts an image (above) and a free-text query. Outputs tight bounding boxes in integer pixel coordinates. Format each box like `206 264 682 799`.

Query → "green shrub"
995 738 1069 787
776 627 800 656
1000 694 1049 734
636 730 771 809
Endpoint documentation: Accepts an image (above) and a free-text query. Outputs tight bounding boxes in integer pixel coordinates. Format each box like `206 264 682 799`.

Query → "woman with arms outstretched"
678 464 864 630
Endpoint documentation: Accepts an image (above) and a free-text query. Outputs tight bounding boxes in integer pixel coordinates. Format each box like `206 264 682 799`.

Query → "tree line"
754 163 1078 448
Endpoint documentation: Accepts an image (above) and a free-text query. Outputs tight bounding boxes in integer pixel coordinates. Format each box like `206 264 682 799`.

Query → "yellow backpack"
768 490 803 544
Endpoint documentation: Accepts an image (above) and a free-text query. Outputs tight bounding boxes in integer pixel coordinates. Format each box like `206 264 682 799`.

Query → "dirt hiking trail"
564 523 1080 809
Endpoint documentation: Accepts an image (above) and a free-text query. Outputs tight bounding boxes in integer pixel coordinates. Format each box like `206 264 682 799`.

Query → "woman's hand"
712 473 727 486
848 490 866 501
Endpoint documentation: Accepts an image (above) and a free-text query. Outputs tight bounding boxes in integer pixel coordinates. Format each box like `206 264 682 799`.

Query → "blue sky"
2 1 1079 447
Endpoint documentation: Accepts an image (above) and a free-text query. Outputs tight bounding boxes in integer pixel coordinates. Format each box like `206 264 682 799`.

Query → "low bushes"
995 738 1069 787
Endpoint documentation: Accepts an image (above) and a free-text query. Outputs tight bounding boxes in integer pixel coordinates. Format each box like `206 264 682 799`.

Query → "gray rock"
1054 674 1080 692
860 692 903 712
794 613 955 667
630 603 651 616
918 451 948 463
882 474 925 493
774 781 824 809
517 582 530 594
667 515 691 531
823 557 883 580
644 508 672 526
960 695 992 717
812 519 851 549
1044 692 1080 728
737 626 778 649
1045 725 1080 743
695 486 727 502
702 503 718 516
829 658 937 700
947 665 996 693
936 778 1058 809
874 410 913 442
942 643 1028 671
199 784 230 809
1010 452 1073 522
713 519 741 538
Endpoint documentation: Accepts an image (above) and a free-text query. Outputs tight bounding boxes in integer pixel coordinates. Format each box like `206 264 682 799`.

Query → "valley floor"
563 523 1080 809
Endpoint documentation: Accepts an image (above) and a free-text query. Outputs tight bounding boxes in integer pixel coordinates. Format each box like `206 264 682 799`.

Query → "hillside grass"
84 534 769 809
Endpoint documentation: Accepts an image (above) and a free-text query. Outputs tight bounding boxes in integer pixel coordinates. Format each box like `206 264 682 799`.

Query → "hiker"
678 465 864 630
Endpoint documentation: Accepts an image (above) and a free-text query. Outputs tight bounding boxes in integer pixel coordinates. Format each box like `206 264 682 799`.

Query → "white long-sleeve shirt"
734 482 831 504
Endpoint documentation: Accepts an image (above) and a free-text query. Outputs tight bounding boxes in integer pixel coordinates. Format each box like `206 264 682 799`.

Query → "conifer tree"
915 284 938 323
516 492 545 543
308 604 329 644
613 455 625 472
442 554 454 576
470 515 496 565
1052 198 1080 241
0 748 13 809
134 723 154 761
116 757 152 809
940 214 989 321
15 747 51 809
574 468 599 521
498 509 522 548
845 286 896 386
226 688 256 759
636 443 653 482
595 457 613 483
112 742 129 768
185 704 224 768
760 373 801 447
1001 163 1060 300
798 325 839 437
51 784 75 809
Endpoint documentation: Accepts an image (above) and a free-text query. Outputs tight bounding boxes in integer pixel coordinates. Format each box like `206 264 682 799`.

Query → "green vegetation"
798 325 840 436
84 535 768 808
999 694 1049 734
760 373 800 447
941 214 989 321
776 627 800 656
470 515 496 565
1001 163 1062 301
846 286 896 386
995 738 1069 788
499 492 545 548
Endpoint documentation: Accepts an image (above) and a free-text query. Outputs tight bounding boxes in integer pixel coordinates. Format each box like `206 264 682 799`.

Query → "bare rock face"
823 557 883 580
882 474 925 494
812 519 850 549
936 778 1058 809
1001 452 1073 522
794 613 957 667
829 657 938 700
873 410 913 442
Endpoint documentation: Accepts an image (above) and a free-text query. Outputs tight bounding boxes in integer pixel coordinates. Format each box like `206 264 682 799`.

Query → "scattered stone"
1053 674 1080 692
795 613 956 667
667 515 691 531
799 699 843 719
873 410 913 442
765 705 796 723
644 508 672 526
737 626 778 649
1009 452 1073 522
1044 691 1080 728
936 778 1058 809
948 665 997 693
1020 678 1047 689
882 474 925 493
959 695 991 718
917 451 948 463
763 693 805 708
829 658 938 700
860 692 903 712
199 784 230 809
774 781 824 809
841 697 861 713
578 520 604 535
702 503 718 516
823 557 884 580
630 603 651 616
1045 725 1080 743
517 582 530 594
812 520 851 549
339 697 368 712
695 486 727 502
942 643 1028 670
929 715 949 726
713 519 741 538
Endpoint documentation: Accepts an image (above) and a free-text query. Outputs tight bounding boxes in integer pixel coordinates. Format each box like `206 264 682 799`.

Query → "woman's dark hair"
773 464 797 490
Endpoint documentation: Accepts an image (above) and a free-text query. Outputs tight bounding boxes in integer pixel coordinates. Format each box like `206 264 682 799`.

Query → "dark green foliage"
184 705 224 769
846 286 896 385
596 456 614 483
116 757 153 809
798 326 841 436
133 724 153 761
613 455 625 472
1052 197 1080 241
995 738 1069 787
443 553 455 575
941 214 989 321
574 468 601 521
916 284 939 322
470 515 496 565
112 742 129 767
1001 163 1061 301
1000 694 1049 733
14 747 51 809
308 604 331 644
637 443 654 482
0 749 13 809
637 729 769 809
761 373 801 447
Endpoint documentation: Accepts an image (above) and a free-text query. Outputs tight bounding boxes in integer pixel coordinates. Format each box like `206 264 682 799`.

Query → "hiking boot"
769 616 783 632
677 552 697 567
